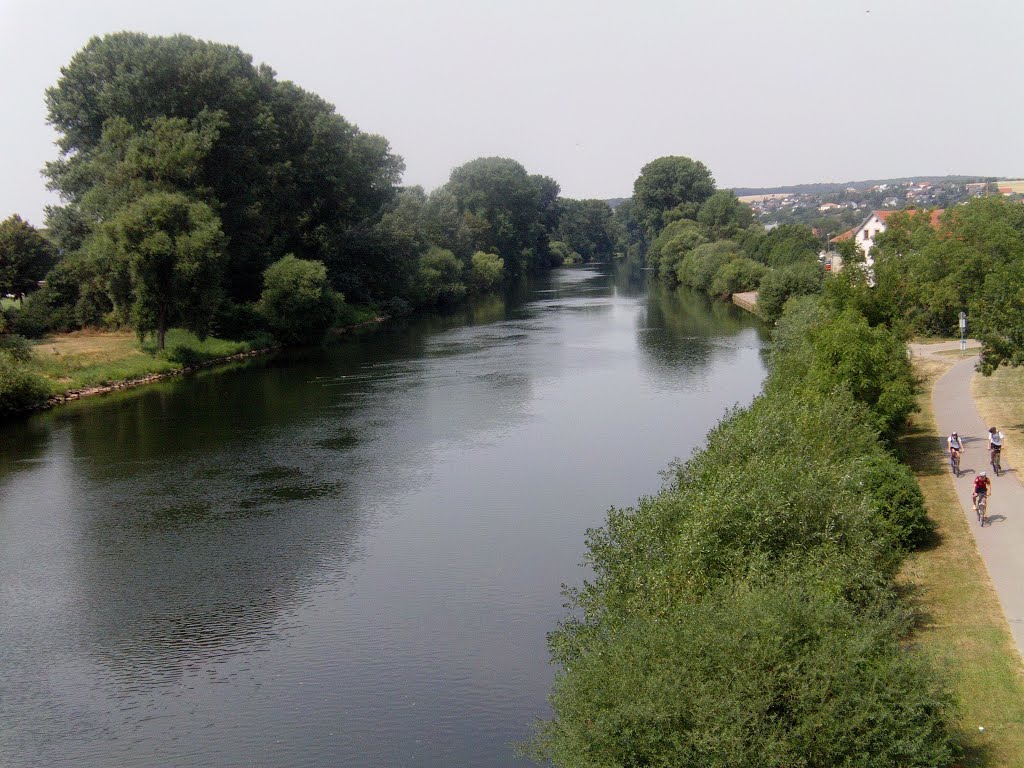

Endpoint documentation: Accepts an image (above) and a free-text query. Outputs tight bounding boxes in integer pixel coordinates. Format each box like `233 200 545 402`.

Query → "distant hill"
729 175 996 197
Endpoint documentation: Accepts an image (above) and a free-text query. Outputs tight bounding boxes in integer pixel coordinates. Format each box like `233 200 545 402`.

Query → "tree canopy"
0 215 52 301
632 156 716 238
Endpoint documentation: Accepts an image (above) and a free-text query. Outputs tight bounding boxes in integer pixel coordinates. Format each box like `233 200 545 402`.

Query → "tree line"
634 154 1024 374
1 32 623 351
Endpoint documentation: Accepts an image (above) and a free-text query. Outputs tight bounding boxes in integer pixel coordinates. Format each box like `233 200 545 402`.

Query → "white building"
829 209 943 267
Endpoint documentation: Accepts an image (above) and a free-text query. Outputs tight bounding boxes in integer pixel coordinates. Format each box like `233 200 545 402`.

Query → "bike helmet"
952 431 958 436
980 470 987 477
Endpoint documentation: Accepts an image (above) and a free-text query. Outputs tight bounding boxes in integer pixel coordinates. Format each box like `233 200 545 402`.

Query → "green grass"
899 353 1024 766
972 365 1024 478
28 329 256 393
0 297 17 310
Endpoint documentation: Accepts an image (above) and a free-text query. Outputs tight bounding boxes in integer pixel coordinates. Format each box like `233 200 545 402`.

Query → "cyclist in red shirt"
973 471 992 511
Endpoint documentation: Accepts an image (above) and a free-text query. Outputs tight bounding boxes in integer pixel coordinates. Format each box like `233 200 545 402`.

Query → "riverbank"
900 343 1024 764
5 315 389 419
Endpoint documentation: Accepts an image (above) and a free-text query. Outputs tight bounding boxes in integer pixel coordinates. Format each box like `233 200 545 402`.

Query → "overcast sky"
2 0 1021 226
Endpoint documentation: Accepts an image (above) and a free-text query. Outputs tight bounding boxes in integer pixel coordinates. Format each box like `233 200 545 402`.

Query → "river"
0 265 766 767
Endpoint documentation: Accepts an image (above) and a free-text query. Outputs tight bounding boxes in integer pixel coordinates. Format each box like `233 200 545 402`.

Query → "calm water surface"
0 266 766 767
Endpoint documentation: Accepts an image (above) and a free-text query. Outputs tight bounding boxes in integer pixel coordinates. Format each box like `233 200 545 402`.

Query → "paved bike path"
931 353 1024 655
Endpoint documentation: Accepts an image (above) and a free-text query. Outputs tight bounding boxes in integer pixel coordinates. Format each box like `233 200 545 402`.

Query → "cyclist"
973 470 992 512
989 427 1004 466
948 431 962 463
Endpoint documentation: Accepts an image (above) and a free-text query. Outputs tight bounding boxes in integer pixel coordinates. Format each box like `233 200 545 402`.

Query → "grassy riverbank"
899 348 1024 765
25 329 258 394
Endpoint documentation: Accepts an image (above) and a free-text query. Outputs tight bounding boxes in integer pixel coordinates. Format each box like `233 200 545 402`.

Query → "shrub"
0 333 33 362
0 351 49 418
757 261 824 323
257 254 340 345
533 575 959 768
709 257 767 298
676 240 740 292
414 247 466 307
769 301 917 440
470 251 505 290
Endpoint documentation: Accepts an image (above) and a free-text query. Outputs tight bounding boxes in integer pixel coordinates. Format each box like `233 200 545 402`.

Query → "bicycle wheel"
979 498 987 527
994 453 1001 476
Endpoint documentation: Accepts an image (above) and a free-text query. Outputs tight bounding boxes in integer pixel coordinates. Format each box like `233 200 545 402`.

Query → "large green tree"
443 157 560 277
0 215 53 303
632 156 716 239
45 32 404 306
554 198 615 263
105 191 226 349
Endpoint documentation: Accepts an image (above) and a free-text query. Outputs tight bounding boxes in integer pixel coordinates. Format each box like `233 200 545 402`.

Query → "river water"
0 265 766 767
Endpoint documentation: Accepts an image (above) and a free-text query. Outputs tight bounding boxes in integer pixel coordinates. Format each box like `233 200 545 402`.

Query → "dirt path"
931 352 1024 655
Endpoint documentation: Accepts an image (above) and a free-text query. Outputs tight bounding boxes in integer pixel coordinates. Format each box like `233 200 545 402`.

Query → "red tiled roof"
874 209 943 228
830 228 855 242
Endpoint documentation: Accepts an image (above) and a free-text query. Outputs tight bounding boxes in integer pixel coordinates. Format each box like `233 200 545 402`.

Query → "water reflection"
0 264 768 768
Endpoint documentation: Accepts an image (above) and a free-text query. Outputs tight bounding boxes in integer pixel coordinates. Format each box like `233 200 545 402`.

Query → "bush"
0 333 33 362
769 301 917 440
857 452 933 549
533 575 959 768
414 247 466 307
470 251 505 290
676 240 740 292
257 254 340 345
757 261 824 323
709 257 767 298
0 351 49 418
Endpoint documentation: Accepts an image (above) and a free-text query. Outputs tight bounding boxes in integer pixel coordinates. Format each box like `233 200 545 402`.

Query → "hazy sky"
2 0 1021 226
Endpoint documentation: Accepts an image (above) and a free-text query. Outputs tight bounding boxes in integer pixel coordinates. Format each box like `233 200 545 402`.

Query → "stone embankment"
731 290 759 316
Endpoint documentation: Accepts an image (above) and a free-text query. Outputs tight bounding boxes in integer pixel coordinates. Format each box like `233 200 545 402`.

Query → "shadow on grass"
898 432 947 477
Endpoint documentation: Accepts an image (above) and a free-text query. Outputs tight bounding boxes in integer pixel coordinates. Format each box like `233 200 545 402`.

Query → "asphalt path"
926 345 1024 655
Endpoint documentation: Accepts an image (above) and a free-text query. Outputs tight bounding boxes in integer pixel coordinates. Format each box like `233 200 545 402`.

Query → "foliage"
696 189 754 239
645 219 707 281
0 350 50 418
530 285 954 766
709 257 767 298
443 157 560 277
632 156 716 239
414 247 467 307
257 254 340 344
104 191 227 349
746 223 820 268
676 241 741 292
45 32 404 305
554 199 615 262
549 240 582 266
469 251 505 291
0 215 53 301
756 261 824 323
533 575 958 768
769 299 916 439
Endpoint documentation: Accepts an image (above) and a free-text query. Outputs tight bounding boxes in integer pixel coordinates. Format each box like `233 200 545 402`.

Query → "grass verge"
972 365 1024 477
28 329 255 393
898 348 1024 766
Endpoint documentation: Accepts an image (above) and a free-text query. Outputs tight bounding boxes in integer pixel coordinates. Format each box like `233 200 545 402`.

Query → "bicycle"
950 450 961 477
976 494 988 527
991 447 1002 476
